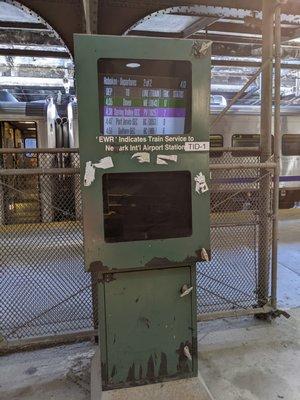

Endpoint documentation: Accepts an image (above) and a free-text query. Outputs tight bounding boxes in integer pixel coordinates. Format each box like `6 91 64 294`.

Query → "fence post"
258 0 275 307
271 4 282 309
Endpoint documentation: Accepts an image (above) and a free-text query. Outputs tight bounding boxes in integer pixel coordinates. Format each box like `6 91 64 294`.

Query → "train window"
232 134 274 157
210 135 223 158
282 135 300 156
24 137 37 158
98 59 192 135
102 171 192 243
0 121 37 149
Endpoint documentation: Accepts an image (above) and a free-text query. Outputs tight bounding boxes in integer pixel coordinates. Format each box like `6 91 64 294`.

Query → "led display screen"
98 59 191 136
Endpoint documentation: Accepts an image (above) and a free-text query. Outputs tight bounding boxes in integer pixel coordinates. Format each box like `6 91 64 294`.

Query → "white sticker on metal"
195 172 209 194
157 155 178 165
131 152 150 163
93 156 114 170
184 142 209 152
84 157 114 187
84 161 96 187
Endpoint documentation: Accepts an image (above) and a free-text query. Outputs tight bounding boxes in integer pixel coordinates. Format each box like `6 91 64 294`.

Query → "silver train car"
0 91 77 224
211 105 300 208
68 100 300 209
0 92 57 150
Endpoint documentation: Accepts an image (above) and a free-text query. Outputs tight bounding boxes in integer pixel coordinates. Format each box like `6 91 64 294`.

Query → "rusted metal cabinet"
99 266 197 389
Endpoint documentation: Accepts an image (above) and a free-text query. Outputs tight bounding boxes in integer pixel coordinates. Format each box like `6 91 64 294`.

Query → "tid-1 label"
184 142 209 152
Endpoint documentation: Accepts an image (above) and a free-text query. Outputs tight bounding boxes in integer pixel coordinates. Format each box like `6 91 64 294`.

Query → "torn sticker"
157 155 178 165
84 161 96 187
192 40 211 58
131 152 150 163
84 157 114 187
195 172 209 194
93 156 114 170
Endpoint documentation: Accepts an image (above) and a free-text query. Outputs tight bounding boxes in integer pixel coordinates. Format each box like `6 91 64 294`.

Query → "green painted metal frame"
98 266 198 389
74 34 211 272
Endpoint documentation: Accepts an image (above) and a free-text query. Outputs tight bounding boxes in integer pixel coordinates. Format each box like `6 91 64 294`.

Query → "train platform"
1 209 300 399
1 309 299 400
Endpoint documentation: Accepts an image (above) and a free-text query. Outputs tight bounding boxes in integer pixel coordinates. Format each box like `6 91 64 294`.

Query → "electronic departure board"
98 59 191 136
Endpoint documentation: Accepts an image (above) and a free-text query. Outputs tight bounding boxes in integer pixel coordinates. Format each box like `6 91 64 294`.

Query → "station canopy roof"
1 1 300 106
0 1 73 103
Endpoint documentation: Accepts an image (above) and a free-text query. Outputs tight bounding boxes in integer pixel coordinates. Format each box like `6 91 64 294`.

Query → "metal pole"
271 5 282 309
258 0 275 307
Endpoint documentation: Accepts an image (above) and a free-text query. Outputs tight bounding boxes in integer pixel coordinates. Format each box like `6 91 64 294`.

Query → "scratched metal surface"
99 267 197 388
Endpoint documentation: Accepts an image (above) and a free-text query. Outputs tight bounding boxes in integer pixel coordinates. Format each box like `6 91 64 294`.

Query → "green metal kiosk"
74 35 211 391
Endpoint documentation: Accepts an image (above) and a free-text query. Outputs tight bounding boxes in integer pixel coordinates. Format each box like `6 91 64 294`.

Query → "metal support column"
258 0 275 306
271 5 282 309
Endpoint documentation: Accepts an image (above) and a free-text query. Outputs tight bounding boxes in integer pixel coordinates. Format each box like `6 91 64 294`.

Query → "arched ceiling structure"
2 0 85 54
97 0 300 38
7 0 299 66
3 0 300 105
3 1 298 58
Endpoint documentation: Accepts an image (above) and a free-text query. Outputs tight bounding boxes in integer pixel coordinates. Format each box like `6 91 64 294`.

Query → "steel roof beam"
0 48 70 59
165 0 300 15
0 29 62 46
0 21 47 30
212 59 300 70
182 16 219 38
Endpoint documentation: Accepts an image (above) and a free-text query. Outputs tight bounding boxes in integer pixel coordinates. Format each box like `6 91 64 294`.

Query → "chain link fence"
0 149 276 348
197 150 274 319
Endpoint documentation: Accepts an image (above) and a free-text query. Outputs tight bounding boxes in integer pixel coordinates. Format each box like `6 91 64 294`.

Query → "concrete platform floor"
1 308 299 400
1 209 299 399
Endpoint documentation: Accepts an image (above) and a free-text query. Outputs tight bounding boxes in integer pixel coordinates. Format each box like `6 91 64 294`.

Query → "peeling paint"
83 157 114 187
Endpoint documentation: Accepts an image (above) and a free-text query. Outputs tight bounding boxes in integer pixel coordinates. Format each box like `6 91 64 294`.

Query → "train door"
0 121 41 224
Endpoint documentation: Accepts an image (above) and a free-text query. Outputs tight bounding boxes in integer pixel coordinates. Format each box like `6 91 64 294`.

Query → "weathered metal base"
91 348 215 400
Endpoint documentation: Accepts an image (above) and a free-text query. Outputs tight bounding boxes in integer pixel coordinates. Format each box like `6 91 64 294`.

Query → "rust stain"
145 256 198 269
139 365 143 381
146 355 155 381
158 352 168 377
111 365 117 378
126 363 136 383
90 260 110 272
101 362 108 383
